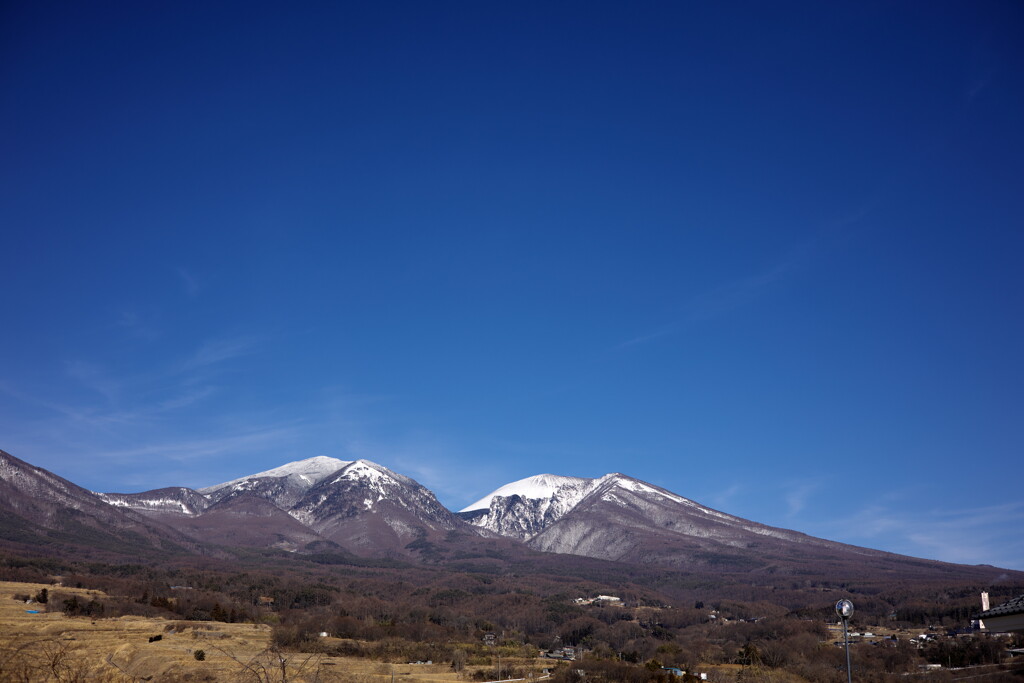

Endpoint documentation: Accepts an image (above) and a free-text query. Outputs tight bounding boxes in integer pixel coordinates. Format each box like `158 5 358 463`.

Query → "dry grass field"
0 581 553 682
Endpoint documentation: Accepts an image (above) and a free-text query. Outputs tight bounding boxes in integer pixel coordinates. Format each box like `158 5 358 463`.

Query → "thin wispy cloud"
390 456 448 494
683 257 801 322
100 424 303 464
966 59 996 103
610 249 803 351
0 331 273 490
374 438 516 509
357 442 463 499
0 381 89 422
614 325 681 351
784 479 822 517
55 336 256 425
705 483 741 512
181 336 258 371
156 386 218 412
178 267 201 296
613 201 876 351
816 500 1024 569
65 360 120 402
679 203 875 321
967 76 992 102
113 310 160 341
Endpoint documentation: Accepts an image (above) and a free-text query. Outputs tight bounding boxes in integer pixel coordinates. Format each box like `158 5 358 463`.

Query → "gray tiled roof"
980 595 1024 619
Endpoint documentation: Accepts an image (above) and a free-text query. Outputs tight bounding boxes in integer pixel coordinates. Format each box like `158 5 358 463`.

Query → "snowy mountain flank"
457 471 751 543
457 473 596 540
200 455 351 502
460 471 790 542
458 471 905 571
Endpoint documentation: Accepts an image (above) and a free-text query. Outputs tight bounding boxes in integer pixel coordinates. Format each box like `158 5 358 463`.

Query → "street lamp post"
836 599 854 683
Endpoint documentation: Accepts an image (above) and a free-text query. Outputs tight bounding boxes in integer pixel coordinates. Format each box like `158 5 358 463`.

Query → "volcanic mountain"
459 472 968 576
0 449 1016 582
458 473 595 540
287 459 464 556
99 457 467 557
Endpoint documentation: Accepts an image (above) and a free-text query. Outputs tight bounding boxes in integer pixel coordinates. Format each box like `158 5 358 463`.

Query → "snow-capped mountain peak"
457 473 600 540
457 471 730 542
460 473 592 512
288 458 463 547
96 454 465 557
329 459 416 488
199 455 350 494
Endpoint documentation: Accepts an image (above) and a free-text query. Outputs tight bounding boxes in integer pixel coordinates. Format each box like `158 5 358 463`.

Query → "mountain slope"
96 457 470 558
460 471 974 576
200 455 350 508
165 493 325 551
291 460 466 557
0 449 192 558
524 473 820 568
97 487 211 516
3 448 1017 582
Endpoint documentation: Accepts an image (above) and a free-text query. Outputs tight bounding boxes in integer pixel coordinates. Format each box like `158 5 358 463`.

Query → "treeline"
4 551 1024 683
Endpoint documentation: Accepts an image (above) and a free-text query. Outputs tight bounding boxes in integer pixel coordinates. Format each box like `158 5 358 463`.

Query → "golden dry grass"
0 581 551 682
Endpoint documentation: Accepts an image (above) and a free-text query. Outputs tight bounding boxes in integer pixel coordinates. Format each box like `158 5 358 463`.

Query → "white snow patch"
200 455 350 493
332 460 389 485
96 494 197 514
461 474 592 512
606 476 689 505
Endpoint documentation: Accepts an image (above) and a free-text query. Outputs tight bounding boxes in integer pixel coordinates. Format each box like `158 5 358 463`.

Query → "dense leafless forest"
3 549 1023 682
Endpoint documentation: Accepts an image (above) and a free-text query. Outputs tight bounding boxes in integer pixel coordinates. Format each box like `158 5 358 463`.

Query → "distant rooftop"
980 594 1024 619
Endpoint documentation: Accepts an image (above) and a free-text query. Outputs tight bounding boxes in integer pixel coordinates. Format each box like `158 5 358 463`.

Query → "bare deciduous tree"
212 643 326 683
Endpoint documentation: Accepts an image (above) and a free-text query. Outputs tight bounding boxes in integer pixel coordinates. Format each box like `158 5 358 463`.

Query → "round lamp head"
835 599 854 619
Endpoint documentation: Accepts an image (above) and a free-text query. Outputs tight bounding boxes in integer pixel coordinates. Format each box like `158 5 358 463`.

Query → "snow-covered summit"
458 473 602 541
329 459 416 488
200 455 350 493
460 473 592 512
289 458 462 536
458 471 715 542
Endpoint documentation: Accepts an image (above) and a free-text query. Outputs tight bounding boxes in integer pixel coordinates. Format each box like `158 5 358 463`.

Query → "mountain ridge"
0 449 197 559
1 448 1017 582
199 455 351 495
95 456 468 558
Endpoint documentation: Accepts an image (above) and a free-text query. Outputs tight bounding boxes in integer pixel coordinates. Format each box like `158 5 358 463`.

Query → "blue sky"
2 2 1022 570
